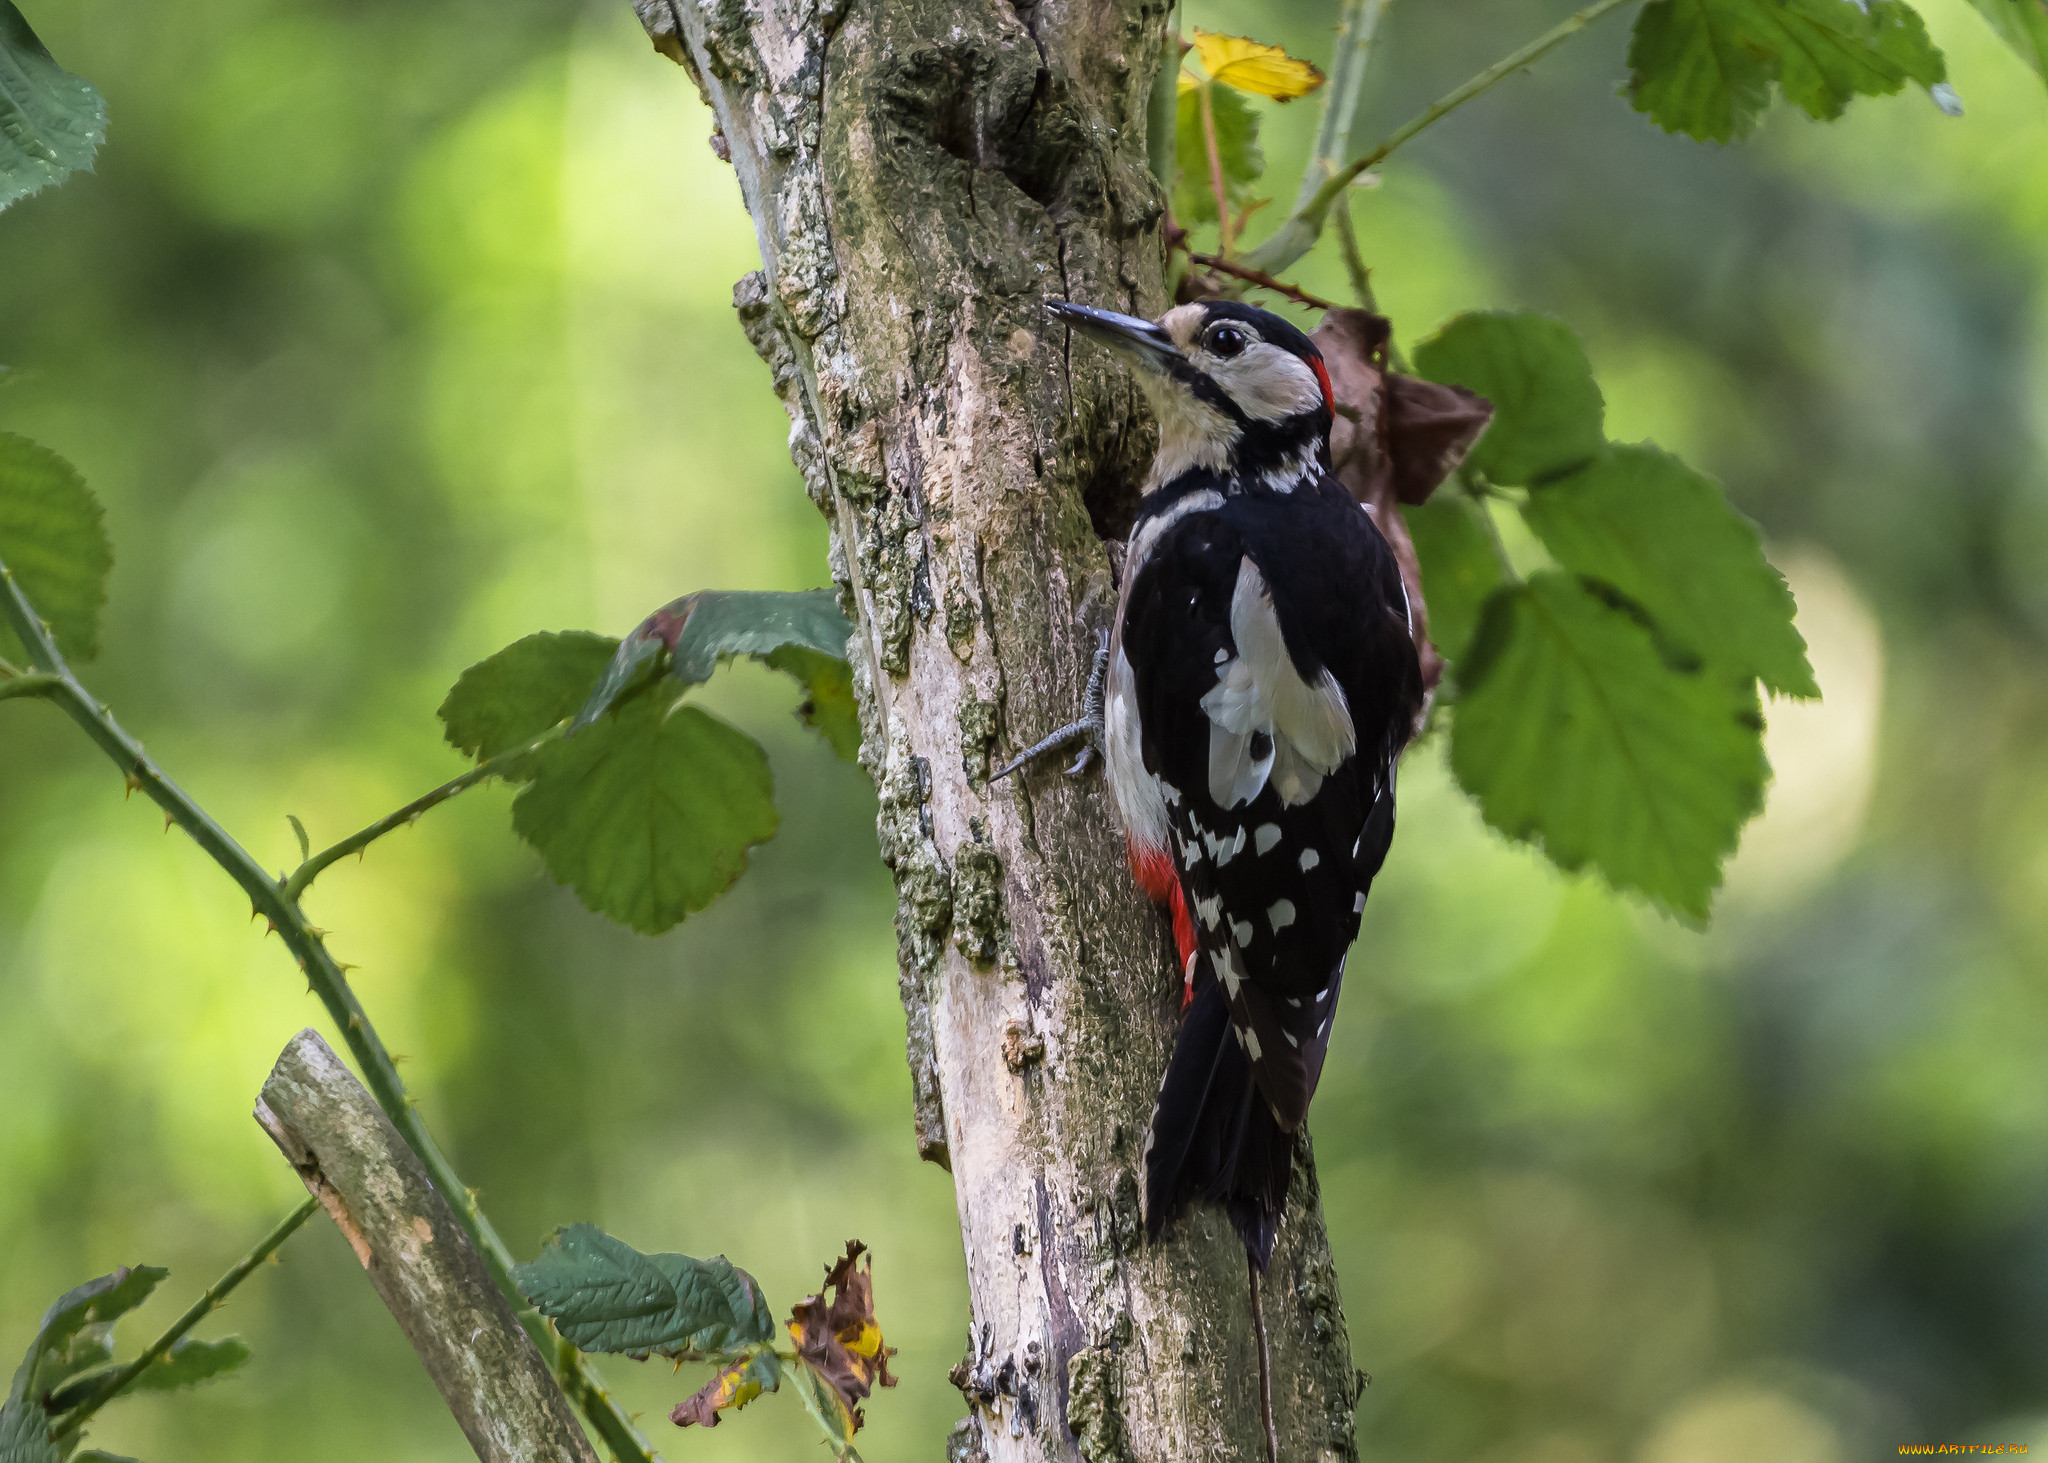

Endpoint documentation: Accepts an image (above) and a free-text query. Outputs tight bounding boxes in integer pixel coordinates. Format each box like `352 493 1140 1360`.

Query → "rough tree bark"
633 2 1364 1458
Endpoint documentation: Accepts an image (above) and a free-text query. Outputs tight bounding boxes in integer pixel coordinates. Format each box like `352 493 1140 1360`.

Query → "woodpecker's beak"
1046 300 1177 374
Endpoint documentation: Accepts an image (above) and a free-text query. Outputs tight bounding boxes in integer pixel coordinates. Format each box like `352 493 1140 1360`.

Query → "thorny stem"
1243 0 1638 276
0 560 662 1463
1291 0 1392 220
281 725 566 903
48 1196 321 1443
1186 251 1338 311
1331 201 1378 313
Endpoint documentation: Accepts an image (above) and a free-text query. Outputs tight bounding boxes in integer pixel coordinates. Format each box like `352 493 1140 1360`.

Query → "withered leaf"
786 1241 896 1437
670 1348 780 1429
1312 308 1494 712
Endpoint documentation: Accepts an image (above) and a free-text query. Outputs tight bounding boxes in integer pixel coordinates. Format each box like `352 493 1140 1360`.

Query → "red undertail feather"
1126 837 1198 1008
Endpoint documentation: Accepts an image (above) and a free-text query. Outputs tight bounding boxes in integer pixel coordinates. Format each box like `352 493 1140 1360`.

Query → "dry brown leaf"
1312 308 1494 714
786 1240 897 1433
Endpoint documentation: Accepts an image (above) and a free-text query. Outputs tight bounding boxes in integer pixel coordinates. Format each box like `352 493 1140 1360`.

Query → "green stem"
1292 0 1391 218
0 560 661 1463
1145 3 1180 195
1461 470 1522 582
0 671 59 701
1243 0 1637 276
1331 198 1377 313
49 1197 321 1444
282 726 564 903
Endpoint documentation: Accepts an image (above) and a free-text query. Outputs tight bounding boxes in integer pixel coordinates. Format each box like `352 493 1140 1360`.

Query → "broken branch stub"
254 1029 599 1463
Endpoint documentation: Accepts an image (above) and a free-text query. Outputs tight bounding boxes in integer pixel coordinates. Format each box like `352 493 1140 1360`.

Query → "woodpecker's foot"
993 630 1110 780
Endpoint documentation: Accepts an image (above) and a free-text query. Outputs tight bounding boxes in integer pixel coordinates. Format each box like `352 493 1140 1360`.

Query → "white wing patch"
1199 557 1357 808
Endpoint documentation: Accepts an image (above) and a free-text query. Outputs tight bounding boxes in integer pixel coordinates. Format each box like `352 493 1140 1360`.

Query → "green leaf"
0 4 106 212
575 590 858 756
1412 314 1604 487
1173 82 1263 227
0 1399 59 1463
764 644 861 761
134 1336 249 1392
1961 0 2048 84
3 1268 164 1463
512 697 778 935
1522 444 1818 698
74 1452 143 1463
0 433 112 665
1627 0 1946 144
34 1330 110 1395
513 1224 774 1358
45 1339 251 1414
438 631 619 772
1450 572 1767 921
1402 495 1506 666
25 1270 165 1386
667 589 852 687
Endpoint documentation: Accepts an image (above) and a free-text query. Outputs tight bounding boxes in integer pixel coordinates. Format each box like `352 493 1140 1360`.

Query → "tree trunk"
634 1 1364 1457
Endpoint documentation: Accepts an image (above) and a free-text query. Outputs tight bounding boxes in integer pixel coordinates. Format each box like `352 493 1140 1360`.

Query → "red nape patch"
1310 355 1335 417
1127 838 1199 990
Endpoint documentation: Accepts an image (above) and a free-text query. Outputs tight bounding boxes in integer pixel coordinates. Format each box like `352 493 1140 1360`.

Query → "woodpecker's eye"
1205 324 1250 359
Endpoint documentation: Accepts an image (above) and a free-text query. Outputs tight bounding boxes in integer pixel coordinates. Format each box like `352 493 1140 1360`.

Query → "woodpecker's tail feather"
1143 969 1293 1270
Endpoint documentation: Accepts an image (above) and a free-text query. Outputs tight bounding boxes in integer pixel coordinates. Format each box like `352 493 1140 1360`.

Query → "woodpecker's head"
1048 299 1334 493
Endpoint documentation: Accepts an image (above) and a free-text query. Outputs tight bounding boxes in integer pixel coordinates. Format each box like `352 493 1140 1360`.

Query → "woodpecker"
1005 299 1425 1269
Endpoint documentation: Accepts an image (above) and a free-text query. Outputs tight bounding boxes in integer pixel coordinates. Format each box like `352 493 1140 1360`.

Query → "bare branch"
256 1029 600 1463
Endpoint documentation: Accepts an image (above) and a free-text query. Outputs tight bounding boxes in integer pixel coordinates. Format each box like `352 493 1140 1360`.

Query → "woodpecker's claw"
993 630 1110 782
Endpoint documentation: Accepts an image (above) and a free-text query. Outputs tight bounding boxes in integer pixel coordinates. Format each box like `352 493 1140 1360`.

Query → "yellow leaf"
1190 30 1326 101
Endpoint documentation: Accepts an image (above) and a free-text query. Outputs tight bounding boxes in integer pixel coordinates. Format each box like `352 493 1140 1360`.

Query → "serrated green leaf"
1451 572 1767 921
0 1398 58 1463
668 589 852 686
1523 444 1818 698
1412 314 1603 487
1402 494 1506 665
574 591 857 751
514 1224 774 1358
28 1270 165 1381
1962 0 2048 83
1173 83 1262 227
45 1338 251 1414
35 1329 110 1394
0 433 111 665
764 644 860 760
1627 0 1946 144
512 697 777 934
5 1267 164 1462
437 631 619 773
0 4 106 212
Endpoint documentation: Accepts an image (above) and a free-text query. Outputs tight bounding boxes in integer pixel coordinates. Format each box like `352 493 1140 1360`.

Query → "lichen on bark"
637 0 1364 1456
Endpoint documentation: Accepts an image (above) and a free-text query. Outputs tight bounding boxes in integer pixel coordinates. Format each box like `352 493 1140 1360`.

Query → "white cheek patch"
1141 377 1237 487
1209 342 1324 423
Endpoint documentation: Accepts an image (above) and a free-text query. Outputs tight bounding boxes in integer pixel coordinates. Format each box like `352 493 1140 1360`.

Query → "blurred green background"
3 1 2046 1459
